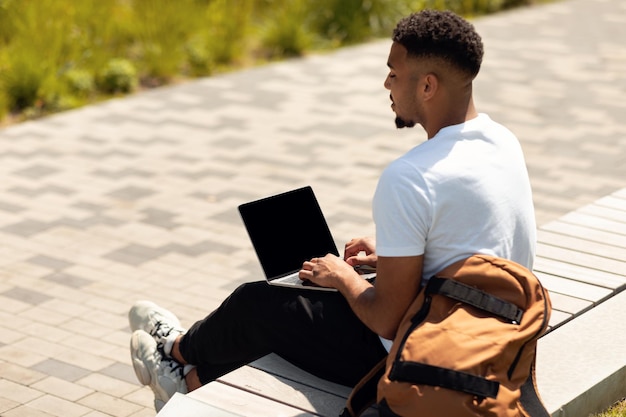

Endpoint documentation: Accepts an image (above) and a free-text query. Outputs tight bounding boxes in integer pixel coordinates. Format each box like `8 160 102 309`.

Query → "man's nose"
384 75 391 90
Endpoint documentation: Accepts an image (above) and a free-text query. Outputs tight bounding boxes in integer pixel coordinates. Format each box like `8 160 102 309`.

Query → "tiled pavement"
0 0 625 415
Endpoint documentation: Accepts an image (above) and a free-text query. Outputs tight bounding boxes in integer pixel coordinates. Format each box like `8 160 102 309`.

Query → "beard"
395 116 415 129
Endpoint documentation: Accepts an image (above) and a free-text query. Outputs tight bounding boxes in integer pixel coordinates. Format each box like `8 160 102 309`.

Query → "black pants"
178 281 388 387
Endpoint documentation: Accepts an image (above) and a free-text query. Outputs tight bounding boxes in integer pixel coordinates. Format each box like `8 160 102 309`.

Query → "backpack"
342 254 552 417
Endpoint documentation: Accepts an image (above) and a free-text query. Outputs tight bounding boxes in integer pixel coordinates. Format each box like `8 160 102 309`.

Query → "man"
130 9 536 411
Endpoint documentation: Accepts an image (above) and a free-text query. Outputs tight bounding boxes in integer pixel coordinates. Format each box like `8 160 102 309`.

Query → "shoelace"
160 357 185 381
151 318 183 356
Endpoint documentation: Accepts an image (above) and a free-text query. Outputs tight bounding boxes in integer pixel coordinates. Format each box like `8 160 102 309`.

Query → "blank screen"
238 187 340 279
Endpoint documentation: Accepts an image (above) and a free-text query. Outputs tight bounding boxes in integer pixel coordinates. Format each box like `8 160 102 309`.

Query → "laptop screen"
238 186 340 279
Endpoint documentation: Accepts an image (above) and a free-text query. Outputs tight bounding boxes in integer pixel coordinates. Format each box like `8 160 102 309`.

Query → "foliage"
0 0 14 45
257 0 315 58
0 0 540 124
126 0 200 83
205 0 254 67
98 59 138 94
308 0 405 45
0 0 69 112
593 399 626 417
65 69 96 98
0 87 7 122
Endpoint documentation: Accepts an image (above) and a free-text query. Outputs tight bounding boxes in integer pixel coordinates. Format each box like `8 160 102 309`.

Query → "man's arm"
300 253 423 340
341 255 423 339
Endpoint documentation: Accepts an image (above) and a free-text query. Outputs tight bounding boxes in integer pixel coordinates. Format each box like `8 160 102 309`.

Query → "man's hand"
300 237 423 340
344 237 377 267
299 236 377 288
298 253 357 289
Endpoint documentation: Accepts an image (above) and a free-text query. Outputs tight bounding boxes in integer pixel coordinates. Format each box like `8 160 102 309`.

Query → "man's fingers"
299 269 313 280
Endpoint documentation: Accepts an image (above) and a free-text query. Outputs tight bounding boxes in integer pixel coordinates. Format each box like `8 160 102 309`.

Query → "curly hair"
392 10 484 78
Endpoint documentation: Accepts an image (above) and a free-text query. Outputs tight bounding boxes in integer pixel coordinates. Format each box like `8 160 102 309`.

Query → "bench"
157 188 626 417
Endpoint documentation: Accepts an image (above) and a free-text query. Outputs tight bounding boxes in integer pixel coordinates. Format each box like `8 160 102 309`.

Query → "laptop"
238 186 376 291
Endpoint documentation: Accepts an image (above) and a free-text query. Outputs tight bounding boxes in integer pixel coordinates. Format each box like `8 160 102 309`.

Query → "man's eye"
389 73 396 78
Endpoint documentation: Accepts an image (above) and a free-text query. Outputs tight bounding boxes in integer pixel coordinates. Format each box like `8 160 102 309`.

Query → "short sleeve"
372 160 430 257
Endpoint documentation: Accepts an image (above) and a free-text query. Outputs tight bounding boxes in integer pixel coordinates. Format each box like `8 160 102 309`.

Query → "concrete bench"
157 188 626 417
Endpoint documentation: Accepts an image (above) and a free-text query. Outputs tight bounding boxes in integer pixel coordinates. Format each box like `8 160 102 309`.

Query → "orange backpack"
343 255 552 417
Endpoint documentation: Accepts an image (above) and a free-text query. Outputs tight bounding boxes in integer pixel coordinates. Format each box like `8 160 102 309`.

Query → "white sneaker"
130 330 188 411
129 300 185 357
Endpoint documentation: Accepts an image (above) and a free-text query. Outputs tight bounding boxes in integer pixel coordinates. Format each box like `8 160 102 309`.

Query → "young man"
130 9 536 411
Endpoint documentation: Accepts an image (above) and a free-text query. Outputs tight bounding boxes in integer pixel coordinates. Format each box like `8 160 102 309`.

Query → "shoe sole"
131 330 183 412
130 330 153 386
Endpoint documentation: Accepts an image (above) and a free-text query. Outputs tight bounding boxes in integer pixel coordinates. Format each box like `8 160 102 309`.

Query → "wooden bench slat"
251 355 381 416
547 309 573 329
157 392 245 416
546 291 593 315
187 379 317 417
612 188 626 200
536 242 626 276
580 203 626 220
534 271 613 303
594 195 626 212
217 363 348 416
533 257 626 289
537 229 626 262
558 211 626 235
250 354 352 398
540 220 626 248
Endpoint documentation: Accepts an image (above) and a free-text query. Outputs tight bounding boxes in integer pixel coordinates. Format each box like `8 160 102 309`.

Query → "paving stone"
30 359 92 383
77 392 143 416
1 287 53 306
30 376 94 402
1 405 56 417
0 378 44 403
26 395 92 417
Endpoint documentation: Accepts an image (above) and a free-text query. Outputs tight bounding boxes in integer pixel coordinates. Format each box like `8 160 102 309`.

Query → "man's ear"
422 73 438 100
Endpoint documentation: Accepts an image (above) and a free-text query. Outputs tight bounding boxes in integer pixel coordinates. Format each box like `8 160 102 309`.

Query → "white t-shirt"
373 113 536 281
373 114 536 351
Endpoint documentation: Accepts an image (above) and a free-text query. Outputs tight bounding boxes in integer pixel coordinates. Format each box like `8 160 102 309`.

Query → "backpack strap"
341 357 387 417
427 277 524 324
381 275 523 401
519 351 551 417
388 361 499 399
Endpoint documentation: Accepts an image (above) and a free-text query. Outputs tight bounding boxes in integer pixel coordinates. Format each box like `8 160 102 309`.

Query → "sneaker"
130 329 188 411
129 300 185 357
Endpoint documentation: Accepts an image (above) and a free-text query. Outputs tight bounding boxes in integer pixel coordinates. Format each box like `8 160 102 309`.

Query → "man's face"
384 42 421 129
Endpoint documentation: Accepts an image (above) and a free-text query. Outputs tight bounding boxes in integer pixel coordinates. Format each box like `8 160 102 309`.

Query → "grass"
0 0 542 126
593 399 626 417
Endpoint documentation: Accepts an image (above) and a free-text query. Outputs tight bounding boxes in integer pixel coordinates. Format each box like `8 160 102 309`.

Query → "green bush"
65 69 95 98
98 58 138 94
206 0 254 66
0 89 8 122
259 0 314 58
2 64 42 111
185 36 214 76
0 1 56 111
66 0 126 73
127 0 200 83
0 0 14 45
592 399 626 417
308 0 404 45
